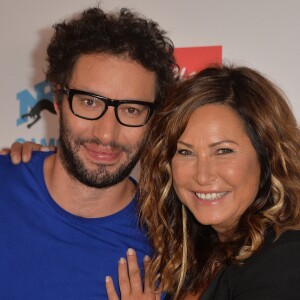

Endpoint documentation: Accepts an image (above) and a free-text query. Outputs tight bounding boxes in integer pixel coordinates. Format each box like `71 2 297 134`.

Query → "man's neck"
43 153 137 218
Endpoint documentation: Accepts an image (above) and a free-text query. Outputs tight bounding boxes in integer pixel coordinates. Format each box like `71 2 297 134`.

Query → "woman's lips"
194 191 229 205
195 191 228 201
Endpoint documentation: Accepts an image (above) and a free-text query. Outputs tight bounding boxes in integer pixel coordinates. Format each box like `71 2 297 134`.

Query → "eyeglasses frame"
62 87 156 127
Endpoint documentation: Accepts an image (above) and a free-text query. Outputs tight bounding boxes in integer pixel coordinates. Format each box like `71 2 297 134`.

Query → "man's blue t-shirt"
0 152 151 299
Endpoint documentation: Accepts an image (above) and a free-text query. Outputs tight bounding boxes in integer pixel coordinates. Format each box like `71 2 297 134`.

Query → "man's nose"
91 107 120 145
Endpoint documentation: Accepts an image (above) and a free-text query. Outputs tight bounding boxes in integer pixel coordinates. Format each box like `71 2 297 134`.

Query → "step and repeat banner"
1 0 299 149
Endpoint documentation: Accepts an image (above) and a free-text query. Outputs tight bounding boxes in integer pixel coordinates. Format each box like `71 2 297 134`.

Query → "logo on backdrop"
15 46 222 146
17 81 55 128
16 80 58 146
21 99 56 128
174 46 222 79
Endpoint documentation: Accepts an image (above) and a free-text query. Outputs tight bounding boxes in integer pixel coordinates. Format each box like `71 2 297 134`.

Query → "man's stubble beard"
58 113 145 189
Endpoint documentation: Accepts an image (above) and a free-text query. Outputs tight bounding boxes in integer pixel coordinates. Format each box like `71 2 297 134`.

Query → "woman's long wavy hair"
139 64 300 298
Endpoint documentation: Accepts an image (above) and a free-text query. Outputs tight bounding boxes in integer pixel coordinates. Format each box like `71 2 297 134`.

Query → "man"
0 6 175 299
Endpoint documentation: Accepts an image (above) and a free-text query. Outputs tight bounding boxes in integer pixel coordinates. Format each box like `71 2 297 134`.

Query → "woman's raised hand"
106 248 161 300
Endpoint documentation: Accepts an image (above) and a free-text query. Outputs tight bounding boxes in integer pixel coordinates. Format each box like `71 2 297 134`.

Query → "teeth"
195 192 227 201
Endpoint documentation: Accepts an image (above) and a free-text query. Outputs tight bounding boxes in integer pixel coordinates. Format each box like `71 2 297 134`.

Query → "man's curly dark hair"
46 6 176 106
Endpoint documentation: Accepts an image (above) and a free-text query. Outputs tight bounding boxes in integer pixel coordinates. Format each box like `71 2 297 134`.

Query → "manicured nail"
105 276 111 283
11 155 18 164
119 257 126 264
144 255 151 262
41 147 51 152
127 248 135 255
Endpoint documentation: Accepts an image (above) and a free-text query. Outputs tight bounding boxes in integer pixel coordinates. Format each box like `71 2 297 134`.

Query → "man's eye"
83 98 97 106
126 107 141 115
119 104 147 117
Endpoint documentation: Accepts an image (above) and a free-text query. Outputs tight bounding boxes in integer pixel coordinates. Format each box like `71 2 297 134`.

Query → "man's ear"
54 101 60 119
52 83 61 117
54 100 60 112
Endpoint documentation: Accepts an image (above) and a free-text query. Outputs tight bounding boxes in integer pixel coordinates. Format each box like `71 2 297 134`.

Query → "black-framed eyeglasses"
62 87 156 127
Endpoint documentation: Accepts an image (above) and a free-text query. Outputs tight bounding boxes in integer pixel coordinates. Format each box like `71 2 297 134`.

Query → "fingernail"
11 155 18 164
119 257 126 264
23 154 29 162
105 276 111 283
144 255 151 261
41 147 50 152
127 248 135 255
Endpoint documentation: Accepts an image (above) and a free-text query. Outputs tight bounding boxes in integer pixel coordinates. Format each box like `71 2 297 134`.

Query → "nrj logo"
17 81 56 128
16 80 59 147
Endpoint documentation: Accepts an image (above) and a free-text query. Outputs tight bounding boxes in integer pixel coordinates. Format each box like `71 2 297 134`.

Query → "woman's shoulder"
256 229 300 259
206 230 300 299
270 228 300 245
233 229 300 274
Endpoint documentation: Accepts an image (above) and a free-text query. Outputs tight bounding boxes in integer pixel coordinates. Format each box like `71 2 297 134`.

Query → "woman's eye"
177 149 192 156
217 148 234 155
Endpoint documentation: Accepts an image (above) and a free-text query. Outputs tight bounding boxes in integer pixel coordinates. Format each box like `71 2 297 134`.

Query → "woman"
137 64 300 299
4 64 300 299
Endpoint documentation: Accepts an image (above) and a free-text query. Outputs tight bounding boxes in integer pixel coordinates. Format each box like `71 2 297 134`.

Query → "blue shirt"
0 152 151 299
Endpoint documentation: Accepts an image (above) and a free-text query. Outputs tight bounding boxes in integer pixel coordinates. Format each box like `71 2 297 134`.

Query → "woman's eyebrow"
177 140 194 148
177 139 239 148
209 140 239 147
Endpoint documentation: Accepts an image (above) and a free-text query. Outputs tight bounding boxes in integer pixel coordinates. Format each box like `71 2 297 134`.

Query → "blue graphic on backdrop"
16 81 59 146
17 81 56 127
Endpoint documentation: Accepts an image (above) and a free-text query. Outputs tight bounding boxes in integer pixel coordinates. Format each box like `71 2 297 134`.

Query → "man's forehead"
69 53 157 102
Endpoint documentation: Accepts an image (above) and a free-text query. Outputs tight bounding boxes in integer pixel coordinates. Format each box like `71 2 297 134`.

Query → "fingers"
0 148 10 155
127 248 143 294
143 255 161 299
118 257 131 296
21 142 51 163
114 250 157 299
1 141 57 165
10 142 54 164
143 255 152 293
10 142 23 164
105 276 120 300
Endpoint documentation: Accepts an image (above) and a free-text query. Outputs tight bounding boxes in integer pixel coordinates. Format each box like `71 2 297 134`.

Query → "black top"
201 230 300 300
